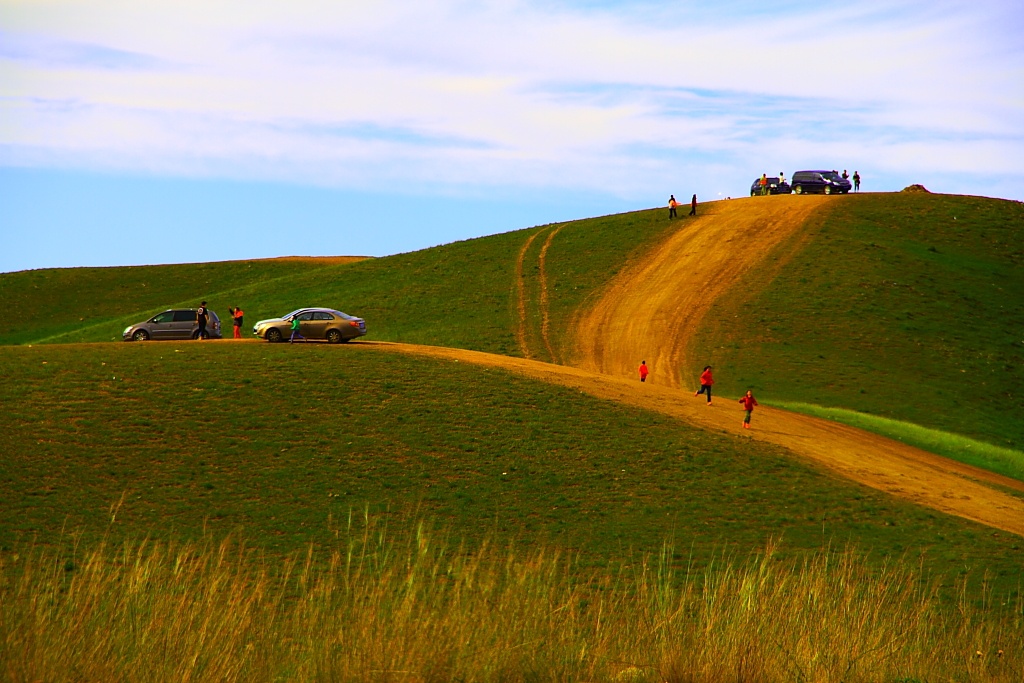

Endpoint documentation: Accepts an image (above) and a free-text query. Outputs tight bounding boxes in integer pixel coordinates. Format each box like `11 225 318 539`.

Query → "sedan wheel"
132 329 150 342
266 328 283 343
327 329 343 344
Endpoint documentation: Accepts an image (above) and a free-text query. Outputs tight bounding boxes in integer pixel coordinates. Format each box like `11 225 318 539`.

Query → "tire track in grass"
538 225 564 365
514 230 543 359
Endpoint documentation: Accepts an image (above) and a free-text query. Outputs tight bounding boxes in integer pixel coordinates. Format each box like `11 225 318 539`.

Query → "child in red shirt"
739 390 759 429
638 360 649 382
694 366 713 404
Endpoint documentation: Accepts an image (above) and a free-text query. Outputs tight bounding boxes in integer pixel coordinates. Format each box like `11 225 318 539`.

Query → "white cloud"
1 0 1021 199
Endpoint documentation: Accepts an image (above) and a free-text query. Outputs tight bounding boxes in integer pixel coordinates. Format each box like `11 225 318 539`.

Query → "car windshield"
333 311 357 321
822 172 843 181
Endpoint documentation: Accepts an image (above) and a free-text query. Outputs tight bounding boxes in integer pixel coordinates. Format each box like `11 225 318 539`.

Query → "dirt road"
376 195 1024 536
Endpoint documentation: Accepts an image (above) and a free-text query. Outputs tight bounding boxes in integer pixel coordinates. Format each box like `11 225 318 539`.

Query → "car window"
173 310 196 322
822 172 841 180
152 311 174 324
297 312 315 321
334 311 356 320
313 311 334 321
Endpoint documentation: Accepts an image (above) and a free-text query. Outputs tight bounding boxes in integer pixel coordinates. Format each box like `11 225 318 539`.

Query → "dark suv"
122 308 222 341
791 170 852 195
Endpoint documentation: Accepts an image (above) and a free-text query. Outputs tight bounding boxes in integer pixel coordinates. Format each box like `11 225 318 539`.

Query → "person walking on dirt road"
689 194 697 216
639 360 649 382
668 195 678 219
694 366 714 405
739 390 759 429
289 316 305 343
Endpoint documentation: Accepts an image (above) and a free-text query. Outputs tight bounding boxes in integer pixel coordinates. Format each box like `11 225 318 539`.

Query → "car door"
170 310 199 339
308 311 334 339
148 311 176 339
294 311 316 338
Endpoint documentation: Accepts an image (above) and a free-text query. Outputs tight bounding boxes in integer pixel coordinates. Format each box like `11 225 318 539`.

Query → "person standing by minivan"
853 171 861 192
230 306 244 339
196 301 209 340
759 174 768 196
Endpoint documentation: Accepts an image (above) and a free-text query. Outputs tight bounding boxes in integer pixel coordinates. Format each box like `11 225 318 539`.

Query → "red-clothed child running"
694 366 714 405
638 360 649 382
739 390 759 429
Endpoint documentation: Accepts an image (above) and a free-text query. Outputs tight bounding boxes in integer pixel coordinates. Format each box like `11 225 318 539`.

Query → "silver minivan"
123 309 222 341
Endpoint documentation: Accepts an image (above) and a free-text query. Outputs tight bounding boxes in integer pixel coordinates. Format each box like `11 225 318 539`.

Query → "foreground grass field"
3 523 1021 682
2 342 1021 596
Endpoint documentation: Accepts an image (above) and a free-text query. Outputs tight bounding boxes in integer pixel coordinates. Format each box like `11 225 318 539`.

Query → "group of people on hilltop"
668 194 697 218
637 362 760 430
758 170 862 194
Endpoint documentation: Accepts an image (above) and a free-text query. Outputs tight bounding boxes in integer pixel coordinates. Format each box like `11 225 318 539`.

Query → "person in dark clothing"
196 301 209 340
668 195 678 219
853 171 861 192
689 194 697 216
694 365 714 405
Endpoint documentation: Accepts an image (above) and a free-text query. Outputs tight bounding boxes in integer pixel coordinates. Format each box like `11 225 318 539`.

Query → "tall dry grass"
1 517 1020 682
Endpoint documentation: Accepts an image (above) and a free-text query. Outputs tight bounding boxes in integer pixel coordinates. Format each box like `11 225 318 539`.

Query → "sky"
2 0 1022 273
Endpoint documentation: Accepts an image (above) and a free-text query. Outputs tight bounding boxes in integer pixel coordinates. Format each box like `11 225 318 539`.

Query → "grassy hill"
689 193 1024 452
2 341 1021 596
4 194 1020 459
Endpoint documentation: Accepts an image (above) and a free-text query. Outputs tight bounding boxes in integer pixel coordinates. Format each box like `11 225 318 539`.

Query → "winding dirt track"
375 195 1024 536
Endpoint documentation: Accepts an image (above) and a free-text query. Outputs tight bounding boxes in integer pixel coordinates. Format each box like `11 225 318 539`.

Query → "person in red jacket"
229 306 244 339
738 390 759 429
694 365 713 404
638 360 649 382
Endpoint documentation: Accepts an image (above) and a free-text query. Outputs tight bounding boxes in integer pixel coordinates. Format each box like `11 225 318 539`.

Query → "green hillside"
3 194 1021 462
690 194 1024 452
2 342 1020 596
3 208 674 358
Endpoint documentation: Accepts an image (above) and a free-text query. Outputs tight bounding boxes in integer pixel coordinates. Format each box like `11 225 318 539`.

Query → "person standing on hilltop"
639 360 649 383
196 301 209 340
668 195 678 219
693 365 714 405
853 171 861 192
689 193 697 216
739 390 759 429
759 173 768 196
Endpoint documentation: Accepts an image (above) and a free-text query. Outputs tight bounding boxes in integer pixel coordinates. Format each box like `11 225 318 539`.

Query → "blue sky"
2 0 1022 273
